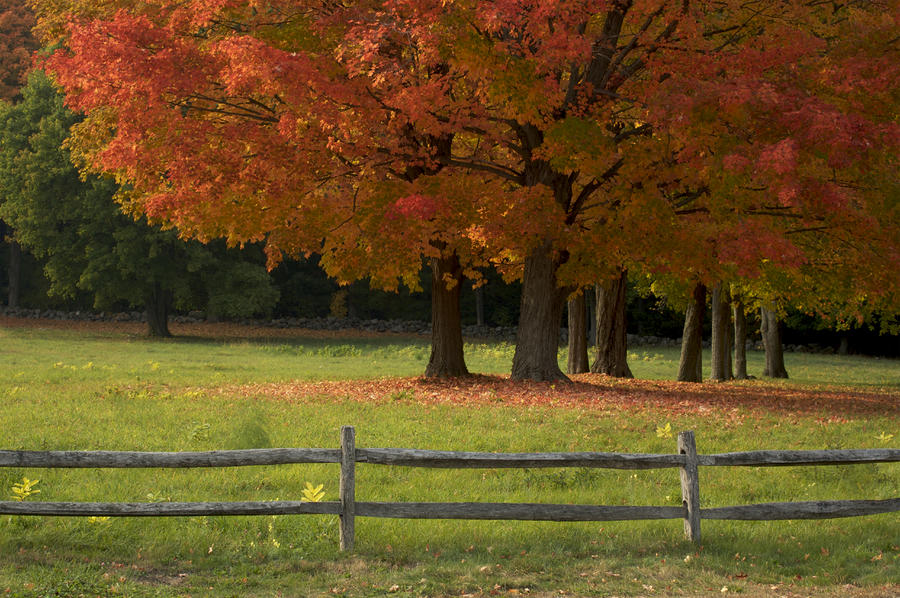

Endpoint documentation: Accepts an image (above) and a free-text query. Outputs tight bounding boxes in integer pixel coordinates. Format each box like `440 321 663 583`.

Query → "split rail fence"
1 426 897 550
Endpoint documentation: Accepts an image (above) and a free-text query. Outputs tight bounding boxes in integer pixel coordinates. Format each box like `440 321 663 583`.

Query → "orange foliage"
33 0 900 315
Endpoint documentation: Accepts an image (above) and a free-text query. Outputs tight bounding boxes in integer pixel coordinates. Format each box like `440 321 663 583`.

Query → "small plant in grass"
301 483 325 502
189 421 211 442
11 477 40 501
656 422 673 439
267 519 281 548
8 478 41 528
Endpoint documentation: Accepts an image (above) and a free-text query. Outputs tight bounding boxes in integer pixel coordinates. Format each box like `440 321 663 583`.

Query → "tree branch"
438 156 522 184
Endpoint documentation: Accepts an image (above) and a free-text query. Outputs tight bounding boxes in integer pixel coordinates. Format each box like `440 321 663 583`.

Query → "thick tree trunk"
591 269 633 378
566 292 589 374
709 283 732 382
677 283 707 383
425 252 470 378
145 283 171 337
8 238 21 309
511 240 570 381
733 298 748 380
760 307 789 378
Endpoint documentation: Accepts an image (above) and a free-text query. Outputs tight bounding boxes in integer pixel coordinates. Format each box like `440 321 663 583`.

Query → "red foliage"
386 194 443 222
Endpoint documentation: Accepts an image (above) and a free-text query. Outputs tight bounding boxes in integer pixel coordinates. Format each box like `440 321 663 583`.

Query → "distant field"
0 318 897 597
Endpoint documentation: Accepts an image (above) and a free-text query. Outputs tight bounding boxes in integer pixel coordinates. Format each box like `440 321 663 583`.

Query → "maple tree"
32 0 495 377
35 0 900 380
318 172 491 377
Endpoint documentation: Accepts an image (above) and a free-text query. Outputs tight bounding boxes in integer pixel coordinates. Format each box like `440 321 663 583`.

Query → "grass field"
0 318 897 597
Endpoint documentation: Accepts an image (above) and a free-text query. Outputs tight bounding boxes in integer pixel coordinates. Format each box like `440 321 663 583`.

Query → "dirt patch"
131 568 190 587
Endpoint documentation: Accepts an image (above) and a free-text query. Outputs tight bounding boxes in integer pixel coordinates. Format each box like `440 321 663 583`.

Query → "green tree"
0 71 278 335
0 0 40 308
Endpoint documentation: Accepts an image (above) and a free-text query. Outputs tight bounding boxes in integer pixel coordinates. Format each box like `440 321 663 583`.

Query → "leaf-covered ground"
218 374 897 421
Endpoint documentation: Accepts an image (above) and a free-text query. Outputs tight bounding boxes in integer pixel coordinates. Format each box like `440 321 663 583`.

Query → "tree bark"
425 252 470 378
566 292 589 374
677 283 707 383
511 240 570 381
586 288 597 346
727 307 734 380
838 336 849 356
591 269 633 378
733 297 749 380
8 238 21 309
709 283 732 382
145 283 171 337
760 307 789 378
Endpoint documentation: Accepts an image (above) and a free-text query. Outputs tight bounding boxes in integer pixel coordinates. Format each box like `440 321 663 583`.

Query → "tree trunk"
8 238 21 309
511 240 570 381
425 252 470 378
586 288 597 346
474 284 485 327
677 283 707 383
727 307 734 380
838 336 849 356
709 283 732 382
760 307 789 378
145 283 171 337
566 292 589 374
591 269 633 378
733 298 748 380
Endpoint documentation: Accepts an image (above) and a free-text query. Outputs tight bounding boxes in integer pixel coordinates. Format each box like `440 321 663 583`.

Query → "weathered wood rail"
1 427 897 550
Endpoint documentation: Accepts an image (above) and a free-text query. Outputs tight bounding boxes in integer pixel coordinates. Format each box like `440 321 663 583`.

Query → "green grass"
6 325 900 390
0 325 897 597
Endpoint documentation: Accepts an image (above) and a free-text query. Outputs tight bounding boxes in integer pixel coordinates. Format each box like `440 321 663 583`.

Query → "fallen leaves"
211 373 898 421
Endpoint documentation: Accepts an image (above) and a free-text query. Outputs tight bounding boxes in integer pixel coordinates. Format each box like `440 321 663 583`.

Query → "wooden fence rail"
1 427 897 550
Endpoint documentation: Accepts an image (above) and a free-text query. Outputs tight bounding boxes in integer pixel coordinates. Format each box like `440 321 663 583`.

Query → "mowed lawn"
0 318 897 597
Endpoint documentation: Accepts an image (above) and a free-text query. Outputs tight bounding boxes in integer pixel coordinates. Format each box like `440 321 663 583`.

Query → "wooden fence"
1 427 897 551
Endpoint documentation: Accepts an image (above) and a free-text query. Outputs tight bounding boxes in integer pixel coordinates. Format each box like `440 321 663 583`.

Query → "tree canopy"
33 0 900 377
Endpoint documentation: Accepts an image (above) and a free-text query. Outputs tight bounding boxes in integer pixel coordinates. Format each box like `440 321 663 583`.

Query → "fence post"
677 430 701 544
339 425 356 551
